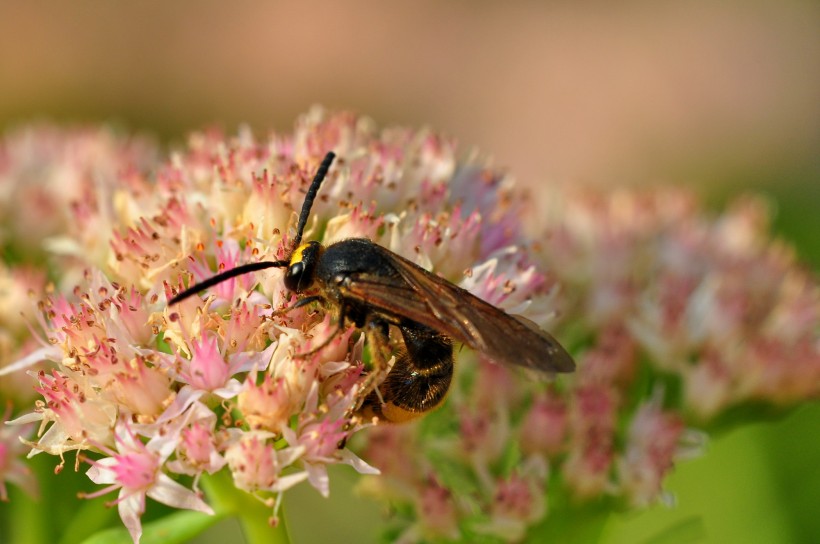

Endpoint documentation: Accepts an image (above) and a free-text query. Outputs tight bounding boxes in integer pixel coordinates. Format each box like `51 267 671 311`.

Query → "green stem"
200 471 291 544
240 504 290 544
8 485 48 544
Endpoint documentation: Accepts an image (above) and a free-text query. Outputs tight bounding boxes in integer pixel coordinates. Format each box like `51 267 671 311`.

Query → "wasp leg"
270 294 325 317
292 300 345 359
345 318 394 421
293 324 345 358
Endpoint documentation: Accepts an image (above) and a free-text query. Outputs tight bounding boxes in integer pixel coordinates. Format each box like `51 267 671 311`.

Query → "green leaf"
602 418 796 544
58 497 118 544
527 498 612 544
759 402 820 544
425 449 481 497
702 401 795 435
641 516 705 544
79 510 222 544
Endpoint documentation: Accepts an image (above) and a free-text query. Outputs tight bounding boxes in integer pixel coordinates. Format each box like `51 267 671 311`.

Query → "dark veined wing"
337 246 575 373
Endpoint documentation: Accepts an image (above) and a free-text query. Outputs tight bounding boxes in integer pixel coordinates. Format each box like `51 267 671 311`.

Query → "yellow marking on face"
290 243 312 266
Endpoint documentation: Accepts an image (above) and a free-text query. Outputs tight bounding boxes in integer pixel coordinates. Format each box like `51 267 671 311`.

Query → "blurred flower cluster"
0 109 817 543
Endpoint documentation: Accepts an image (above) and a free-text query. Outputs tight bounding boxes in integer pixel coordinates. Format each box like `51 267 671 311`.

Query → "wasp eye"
285 261 305 292
284 241 320 293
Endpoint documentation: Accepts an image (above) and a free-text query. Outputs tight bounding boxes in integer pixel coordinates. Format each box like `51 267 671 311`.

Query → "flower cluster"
0 124 157 270
0 109 817 543
357 185 818 542
0 109 540 542
538 188 820 419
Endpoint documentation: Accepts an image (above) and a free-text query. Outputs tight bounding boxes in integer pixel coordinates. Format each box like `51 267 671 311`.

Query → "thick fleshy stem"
200 470 291 544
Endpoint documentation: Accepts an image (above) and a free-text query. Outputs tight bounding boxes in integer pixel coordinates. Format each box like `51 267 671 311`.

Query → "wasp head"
285 240 322 292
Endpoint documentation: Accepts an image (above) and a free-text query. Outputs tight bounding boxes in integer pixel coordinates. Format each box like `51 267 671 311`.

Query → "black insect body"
171 152 575 423
294 237 459 423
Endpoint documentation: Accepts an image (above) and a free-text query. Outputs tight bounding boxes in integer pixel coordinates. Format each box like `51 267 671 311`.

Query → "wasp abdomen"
360 323 454 423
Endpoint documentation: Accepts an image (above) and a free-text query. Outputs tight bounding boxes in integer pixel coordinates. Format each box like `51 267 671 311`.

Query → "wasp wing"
337 247 575 373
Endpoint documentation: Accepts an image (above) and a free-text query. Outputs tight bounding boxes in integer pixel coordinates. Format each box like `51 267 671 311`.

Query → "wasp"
171 152 575 423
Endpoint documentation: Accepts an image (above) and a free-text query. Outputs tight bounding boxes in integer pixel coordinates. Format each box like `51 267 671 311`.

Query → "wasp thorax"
285 241 321 292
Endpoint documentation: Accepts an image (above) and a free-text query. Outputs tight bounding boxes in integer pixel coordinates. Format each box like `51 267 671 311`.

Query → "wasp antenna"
293 151 335 248
169 260 288 305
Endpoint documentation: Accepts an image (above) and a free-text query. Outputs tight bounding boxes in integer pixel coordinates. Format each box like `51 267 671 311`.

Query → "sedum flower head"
0 108 817 543
0 108 535 541
539 189 820 419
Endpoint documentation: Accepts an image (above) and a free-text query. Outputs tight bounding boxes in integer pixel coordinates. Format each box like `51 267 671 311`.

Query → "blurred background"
1 1 817 542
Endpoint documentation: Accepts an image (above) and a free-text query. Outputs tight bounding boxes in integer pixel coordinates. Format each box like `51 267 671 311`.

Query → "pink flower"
0 405 38 501
281 382 378 497
414 477 461 541
224 431 307 523
478 457 548 541
617 399 693 507
83 418 212 544
563 386 617 499
177 332 272 398
173 422 223 472
0 124 156 265
238 372 300 433
186 239 258 306
85 345 173 420
107 285 154 348
520 392 568 458
25 370 117 455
